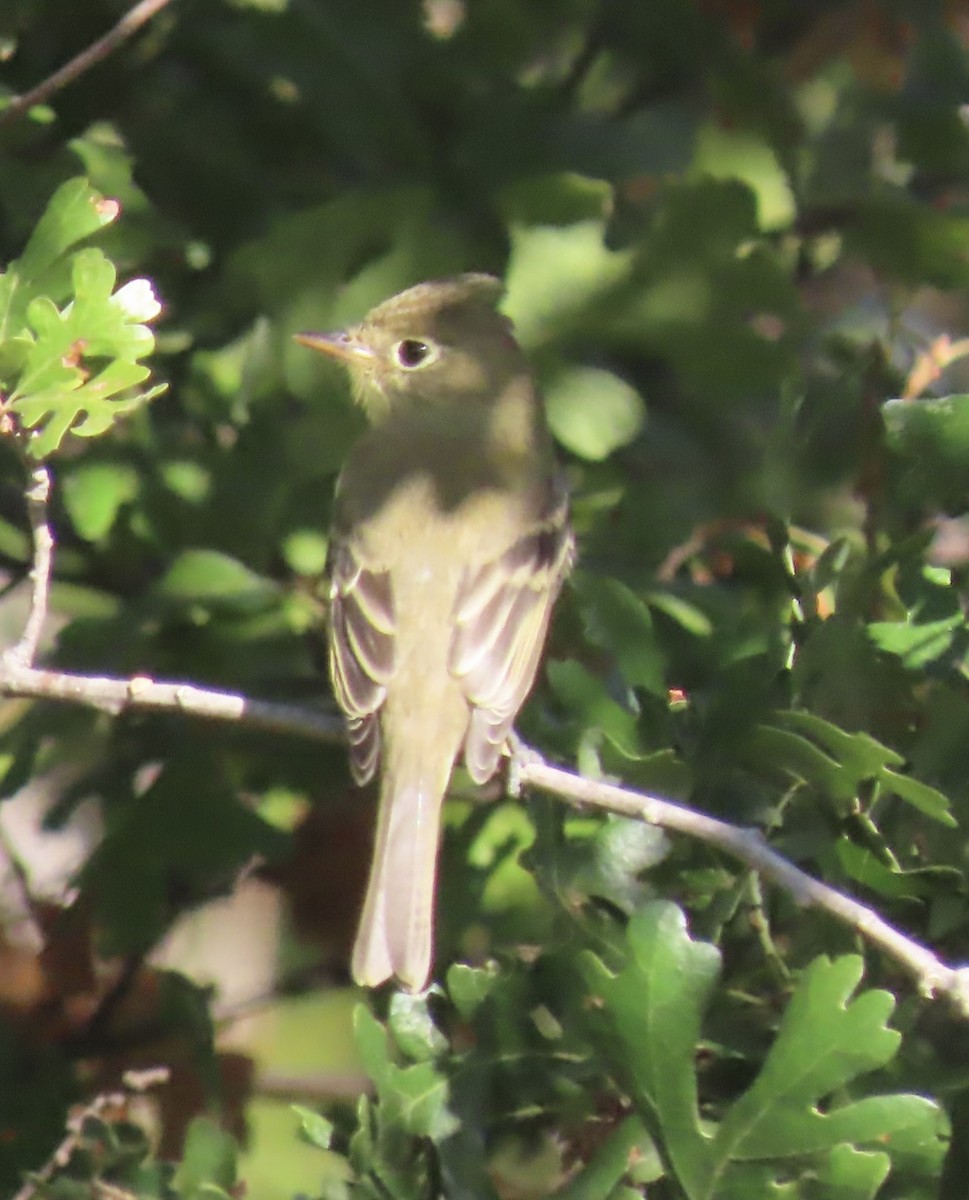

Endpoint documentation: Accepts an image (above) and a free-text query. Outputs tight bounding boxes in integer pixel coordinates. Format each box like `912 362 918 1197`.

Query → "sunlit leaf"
545 365 646 462
62 459 140 541
172 1118 237 1199
8 246 164 457
154 549 279 613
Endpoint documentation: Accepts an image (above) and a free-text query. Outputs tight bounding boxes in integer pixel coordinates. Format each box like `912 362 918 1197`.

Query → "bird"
294 274 572 992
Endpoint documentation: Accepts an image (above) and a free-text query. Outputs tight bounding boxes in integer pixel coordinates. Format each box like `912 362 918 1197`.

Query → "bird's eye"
394 339 435 369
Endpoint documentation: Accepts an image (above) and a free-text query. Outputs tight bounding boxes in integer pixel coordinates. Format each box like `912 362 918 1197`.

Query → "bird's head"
295 274 526 419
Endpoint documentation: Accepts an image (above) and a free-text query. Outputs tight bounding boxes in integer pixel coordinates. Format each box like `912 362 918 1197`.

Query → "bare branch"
514 750 969 1017
1 650 967 1014
0 660 343 742
3 464 53 669
0 0 176 129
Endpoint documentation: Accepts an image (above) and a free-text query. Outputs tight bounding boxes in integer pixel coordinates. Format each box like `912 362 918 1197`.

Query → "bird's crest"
366 274 503 327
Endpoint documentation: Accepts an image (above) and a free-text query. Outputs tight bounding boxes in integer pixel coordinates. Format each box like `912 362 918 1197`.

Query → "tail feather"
351 775 445 992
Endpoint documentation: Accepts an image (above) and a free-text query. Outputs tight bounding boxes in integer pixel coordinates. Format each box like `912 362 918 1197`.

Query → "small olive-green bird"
295 275 572 992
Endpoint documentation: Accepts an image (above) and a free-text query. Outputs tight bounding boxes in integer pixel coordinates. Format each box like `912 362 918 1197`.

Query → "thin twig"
3 464 53 668
0 0 176 128
93 1183 137 1200
11 1069 168 1200
0 660 343 742
513 751 969 1017
744 872 792 986
558 9 606 101
903 333 969 400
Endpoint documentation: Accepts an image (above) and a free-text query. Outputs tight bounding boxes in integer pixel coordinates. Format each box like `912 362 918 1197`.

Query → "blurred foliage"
7 0 969 1196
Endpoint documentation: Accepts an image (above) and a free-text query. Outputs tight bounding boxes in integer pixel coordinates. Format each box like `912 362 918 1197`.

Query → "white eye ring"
393 338 439 370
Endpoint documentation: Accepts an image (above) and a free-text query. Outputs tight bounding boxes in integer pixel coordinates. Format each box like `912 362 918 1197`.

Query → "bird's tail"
351 751 451 992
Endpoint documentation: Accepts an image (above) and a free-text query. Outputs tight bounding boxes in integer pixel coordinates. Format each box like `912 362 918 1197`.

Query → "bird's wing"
327 536 395 785
450 476 572 783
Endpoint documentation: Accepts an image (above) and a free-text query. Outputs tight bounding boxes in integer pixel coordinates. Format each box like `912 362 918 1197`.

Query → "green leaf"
772 711 903 776
0 177 119 337
692 122 795 231
644 589 714 638
576 816 671 912
866 614 964 669
353 1006 459 1142
16 178 118 285
7 247 164 457
503 219 633 347
498 172 613 228
572 573 665 694
713 957 938 1162
883 394 969 512
879 769 956 826
545 366 646 461
811 1144 890 1200
546 659 643 759
62 459 140 541
388 992 448 1062
847 199 969 289
585 912 944 1199
292 1105 334 1151
745 724 857 810
447 963 499 1020
353 1004 395 1086
154 549 279 613
618 748 694 801
172 1118 237 1199
835 839 937 900
0 334 32 383
582 902 720 1197
85 755 288 954
281 528 328 576
745 711 953 824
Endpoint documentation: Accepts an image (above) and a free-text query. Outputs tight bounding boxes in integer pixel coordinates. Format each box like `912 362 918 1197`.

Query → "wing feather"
451 477 572 784
327 537 395 785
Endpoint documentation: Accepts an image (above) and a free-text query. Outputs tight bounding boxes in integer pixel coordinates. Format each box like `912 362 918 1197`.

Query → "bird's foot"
505 733 546 799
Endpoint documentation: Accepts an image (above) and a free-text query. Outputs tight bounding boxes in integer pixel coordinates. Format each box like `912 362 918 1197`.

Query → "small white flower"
112 278 162 323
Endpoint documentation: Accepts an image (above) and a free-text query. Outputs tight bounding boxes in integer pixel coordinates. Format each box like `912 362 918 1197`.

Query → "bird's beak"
293 330 376 365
